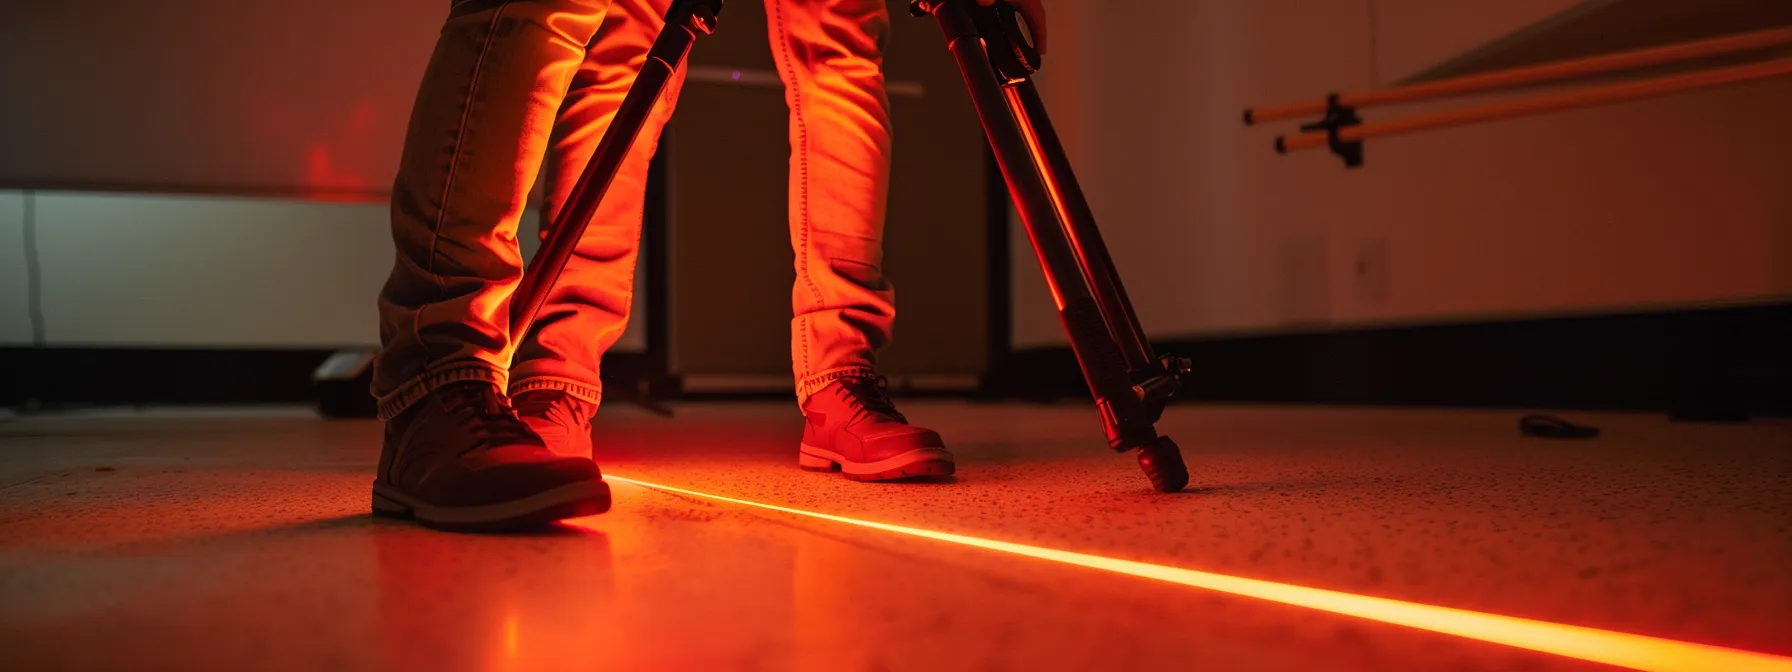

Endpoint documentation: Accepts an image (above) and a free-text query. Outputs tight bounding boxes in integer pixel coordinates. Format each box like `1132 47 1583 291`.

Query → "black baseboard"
6 303 1787 418
3 347 338 407
982 302 1792 418
0 347 662 410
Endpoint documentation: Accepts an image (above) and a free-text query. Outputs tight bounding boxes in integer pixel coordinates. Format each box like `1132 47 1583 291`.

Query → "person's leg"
765 0 895 399
371 0 616 529
766 0 952 481
509 0 687 458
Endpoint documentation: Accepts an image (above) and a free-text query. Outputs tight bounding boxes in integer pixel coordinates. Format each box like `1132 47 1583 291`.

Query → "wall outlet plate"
1354 237 1391 306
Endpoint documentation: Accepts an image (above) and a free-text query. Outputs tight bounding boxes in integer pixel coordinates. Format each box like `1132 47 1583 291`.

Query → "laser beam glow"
603 475 1792 672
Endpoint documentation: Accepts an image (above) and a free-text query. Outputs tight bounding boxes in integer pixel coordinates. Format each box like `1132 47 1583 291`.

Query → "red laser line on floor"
593 475 1792 672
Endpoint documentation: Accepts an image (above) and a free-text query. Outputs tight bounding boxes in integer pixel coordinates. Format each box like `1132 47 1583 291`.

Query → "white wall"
0 192 31 345
0 191 648 351
1012 0 1792 348
7 0 1786 354
0 0 652 353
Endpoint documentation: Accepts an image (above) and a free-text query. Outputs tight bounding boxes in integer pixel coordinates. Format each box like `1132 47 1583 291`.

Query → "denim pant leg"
509 0 686 407
765 0 898 405
372 0 613 420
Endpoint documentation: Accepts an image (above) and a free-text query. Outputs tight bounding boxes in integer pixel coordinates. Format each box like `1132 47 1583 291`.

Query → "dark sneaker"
513 389 597 459
372 380 609 531
798 375 954 481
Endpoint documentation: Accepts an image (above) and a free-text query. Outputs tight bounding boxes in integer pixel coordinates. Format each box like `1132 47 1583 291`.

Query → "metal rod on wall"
1275 57 1792 154
1245 25 1792 125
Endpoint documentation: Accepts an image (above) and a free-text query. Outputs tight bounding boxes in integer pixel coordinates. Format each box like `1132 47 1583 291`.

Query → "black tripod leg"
919 0 1188 492
1007 79 1192 493
1004 83 1153 374
511 0 723 342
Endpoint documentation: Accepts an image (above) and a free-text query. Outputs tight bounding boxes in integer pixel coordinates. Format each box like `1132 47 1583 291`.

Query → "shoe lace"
441 383 540 454
838 375 906 425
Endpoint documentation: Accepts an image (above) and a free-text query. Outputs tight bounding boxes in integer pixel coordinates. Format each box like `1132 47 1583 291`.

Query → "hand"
977 0 1047 55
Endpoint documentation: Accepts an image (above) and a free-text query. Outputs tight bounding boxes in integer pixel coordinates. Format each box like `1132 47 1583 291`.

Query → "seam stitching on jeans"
796 366 879 402
417 2 513 368
510 376 604 404
376 363 507 420
772 2 824 381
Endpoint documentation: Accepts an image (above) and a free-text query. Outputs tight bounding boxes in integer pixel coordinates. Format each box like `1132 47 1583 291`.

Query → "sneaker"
798 376 955 481
513 389 597 459
372 380 609 530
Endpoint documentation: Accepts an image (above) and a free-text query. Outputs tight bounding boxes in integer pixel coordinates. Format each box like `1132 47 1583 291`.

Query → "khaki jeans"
373 0 896 419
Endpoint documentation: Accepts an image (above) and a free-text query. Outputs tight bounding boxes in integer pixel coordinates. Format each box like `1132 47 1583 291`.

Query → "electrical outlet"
1354 237 1390 305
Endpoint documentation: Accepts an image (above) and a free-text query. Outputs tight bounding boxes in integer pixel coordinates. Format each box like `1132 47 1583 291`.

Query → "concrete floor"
0 402 1787 671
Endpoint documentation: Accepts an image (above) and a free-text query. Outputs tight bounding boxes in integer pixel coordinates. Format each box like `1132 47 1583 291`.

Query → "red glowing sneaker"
798 376 955 481
372 381 609 531
513 390 597 459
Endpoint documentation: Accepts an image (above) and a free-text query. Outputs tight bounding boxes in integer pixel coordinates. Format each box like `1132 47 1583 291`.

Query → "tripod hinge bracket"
911 0 1040 83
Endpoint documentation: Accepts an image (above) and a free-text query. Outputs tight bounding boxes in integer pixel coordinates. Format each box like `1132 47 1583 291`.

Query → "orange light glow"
504 612 519 658
599 475 1792 672
303 143 371 202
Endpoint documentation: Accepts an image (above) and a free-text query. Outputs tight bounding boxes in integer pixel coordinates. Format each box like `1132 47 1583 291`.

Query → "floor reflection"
4 404 1788 670
372 523 615 670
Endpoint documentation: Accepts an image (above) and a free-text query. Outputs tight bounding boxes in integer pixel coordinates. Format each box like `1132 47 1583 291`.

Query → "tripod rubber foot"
1136 436 1189 493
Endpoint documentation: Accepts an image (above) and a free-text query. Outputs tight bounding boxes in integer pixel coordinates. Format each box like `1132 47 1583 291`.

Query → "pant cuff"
374 362 509 421
795 366 879 404
509 376 604 406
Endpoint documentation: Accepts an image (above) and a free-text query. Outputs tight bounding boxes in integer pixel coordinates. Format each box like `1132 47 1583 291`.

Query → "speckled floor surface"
1 403 1787 670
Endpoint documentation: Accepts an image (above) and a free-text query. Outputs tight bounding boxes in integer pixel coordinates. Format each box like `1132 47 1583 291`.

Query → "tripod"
512 0 1193 493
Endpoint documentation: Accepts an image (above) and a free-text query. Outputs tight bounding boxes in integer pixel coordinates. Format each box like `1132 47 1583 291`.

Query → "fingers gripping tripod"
512 0 1193 492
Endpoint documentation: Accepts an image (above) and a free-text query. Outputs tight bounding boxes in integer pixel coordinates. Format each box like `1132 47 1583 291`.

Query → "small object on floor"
1518 413 1600 439
314 349 379 419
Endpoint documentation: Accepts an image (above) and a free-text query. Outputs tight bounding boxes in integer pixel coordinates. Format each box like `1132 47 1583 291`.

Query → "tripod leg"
511 0 724 340
1004 83 1153 374
918 0 1187 492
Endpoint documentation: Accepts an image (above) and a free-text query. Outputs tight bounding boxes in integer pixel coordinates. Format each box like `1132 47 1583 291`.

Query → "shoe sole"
798 445 955 482
371 479 611 532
